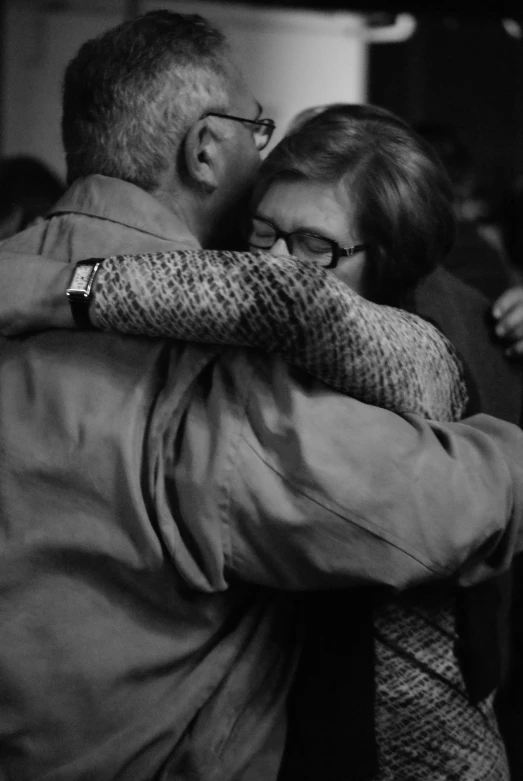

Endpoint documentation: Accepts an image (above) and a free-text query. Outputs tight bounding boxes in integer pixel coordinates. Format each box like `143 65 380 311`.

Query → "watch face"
67 262 100 296
74 266 94 288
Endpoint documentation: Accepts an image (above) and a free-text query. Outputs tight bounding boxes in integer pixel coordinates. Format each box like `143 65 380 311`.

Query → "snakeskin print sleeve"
91 249 468 421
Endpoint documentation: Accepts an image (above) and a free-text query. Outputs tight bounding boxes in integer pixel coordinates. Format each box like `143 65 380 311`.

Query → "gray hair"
62 11 234 189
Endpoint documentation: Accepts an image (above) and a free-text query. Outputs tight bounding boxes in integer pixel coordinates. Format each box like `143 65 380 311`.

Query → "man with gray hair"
59 10 264 248
1 10 523 781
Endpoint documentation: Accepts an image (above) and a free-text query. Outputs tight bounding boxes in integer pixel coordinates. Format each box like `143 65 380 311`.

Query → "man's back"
0 175 298 780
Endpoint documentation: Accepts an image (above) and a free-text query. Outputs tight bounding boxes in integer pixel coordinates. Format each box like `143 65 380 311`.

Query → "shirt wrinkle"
239 434 451 577
219 357 258 577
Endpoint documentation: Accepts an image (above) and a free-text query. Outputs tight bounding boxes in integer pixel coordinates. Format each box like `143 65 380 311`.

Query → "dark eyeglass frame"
246 216 369 269
204 111 276 151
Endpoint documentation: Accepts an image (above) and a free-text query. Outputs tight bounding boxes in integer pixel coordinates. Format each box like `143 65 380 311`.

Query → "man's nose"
268 237 292 257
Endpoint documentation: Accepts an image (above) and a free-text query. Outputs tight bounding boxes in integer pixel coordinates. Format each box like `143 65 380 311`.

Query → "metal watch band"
66 259 103 329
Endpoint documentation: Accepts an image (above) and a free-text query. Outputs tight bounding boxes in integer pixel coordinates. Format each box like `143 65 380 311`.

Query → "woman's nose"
268 237 292 257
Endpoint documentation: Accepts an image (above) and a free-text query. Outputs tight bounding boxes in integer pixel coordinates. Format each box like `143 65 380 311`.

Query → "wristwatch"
66 259 103 328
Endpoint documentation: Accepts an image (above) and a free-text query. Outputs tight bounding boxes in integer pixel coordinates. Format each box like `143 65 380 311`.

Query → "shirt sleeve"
149 347 523 594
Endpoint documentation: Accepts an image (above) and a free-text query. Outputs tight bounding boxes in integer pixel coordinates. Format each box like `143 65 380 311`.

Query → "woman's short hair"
254 103 456 303
62 11 233 190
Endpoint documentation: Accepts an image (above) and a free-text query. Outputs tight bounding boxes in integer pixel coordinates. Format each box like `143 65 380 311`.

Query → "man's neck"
151 187 216 248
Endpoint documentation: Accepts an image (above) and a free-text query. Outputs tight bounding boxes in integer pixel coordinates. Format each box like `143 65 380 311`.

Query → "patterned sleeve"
91 249 468 421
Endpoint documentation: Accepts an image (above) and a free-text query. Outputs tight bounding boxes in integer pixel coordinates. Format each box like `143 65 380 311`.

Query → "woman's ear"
183 117 224 192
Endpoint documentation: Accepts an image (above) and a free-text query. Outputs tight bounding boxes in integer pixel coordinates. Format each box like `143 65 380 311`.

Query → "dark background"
369 15 523 205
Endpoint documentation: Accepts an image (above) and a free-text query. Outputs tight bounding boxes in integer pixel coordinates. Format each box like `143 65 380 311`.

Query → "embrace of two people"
1 10 523 781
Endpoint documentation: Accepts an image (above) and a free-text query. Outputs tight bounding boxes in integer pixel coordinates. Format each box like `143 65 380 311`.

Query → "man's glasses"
245 216 369 269
204 111 276 151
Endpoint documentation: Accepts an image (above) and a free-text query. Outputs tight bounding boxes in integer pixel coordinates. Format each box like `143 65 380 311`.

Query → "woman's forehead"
256 178 356 235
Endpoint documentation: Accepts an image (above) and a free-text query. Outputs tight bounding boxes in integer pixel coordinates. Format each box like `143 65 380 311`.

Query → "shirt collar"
49 174 201 249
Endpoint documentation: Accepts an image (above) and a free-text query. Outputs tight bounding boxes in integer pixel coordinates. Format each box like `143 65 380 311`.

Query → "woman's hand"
493 285 523 358
0 252 74 336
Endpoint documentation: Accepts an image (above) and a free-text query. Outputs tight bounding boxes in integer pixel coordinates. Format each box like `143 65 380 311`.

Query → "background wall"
1 0 126 179
0 0 368 179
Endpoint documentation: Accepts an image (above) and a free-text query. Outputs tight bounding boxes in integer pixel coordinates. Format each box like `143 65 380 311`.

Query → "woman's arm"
0 248 467 421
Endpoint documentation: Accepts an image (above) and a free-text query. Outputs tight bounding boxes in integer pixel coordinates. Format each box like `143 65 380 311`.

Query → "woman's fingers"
493 285 523 319
492 286 523 357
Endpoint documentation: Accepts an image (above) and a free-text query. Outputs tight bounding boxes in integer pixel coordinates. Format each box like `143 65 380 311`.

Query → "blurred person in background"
491 179 523 359
0 155 64 240
490 222 523 781
499 173 523 273
3 100 523 780
409 118 523 781
414 120 517 303
414 118 523 781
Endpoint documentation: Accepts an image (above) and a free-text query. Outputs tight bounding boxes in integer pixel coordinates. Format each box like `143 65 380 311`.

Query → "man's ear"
183 117 224 192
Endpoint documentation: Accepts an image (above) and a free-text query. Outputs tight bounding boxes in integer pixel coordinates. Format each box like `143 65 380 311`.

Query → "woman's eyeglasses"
245 216 369 269
204 112 276 151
